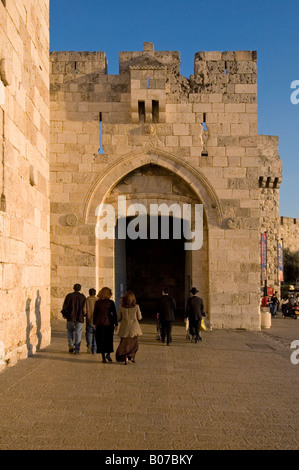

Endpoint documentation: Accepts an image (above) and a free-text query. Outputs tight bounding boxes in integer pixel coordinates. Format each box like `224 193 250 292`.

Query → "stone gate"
50 42 282 329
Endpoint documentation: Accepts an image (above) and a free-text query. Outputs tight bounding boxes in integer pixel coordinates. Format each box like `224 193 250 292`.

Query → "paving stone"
0 317 298 450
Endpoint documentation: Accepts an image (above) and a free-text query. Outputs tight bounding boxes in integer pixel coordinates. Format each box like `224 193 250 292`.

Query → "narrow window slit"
202 113 208 131
152 100 159 123
74 62 77 75
98 112 104 154
138 101 145 123
224 61 227 75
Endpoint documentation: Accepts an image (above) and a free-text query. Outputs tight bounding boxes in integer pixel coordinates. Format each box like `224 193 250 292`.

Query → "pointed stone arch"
83 148 223 226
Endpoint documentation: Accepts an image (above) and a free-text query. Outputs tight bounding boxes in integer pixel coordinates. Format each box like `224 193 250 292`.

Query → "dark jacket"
157 295 176 322
93 299 118 328
270 295 279 306
62 291 86 323
185 295 204 321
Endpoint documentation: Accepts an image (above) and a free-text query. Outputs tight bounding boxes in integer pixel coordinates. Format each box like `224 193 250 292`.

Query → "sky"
50 0 299 218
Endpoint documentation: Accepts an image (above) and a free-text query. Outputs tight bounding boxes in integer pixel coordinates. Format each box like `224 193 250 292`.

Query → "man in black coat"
61 284 86 354
157 288 176 346
185 287 205 343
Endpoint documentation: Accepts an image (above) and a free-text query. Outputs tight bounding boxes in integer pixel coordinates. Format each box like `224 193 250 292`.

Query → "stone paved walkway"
0 316 298 450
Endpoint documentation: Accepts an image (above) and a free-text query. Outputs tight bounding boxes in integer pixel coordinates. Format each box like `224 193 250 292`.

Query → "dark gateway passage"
115 216 189 321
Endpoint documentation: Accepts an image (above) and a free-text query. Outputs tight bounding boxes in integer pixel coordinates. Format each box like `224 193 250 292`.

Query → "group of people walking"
61 284 142 364
61 283 205 364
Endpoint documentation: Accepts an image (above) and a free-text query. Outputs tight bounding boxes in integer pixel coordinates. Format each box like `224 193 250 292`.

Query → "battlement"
50 51 108 80
280 217 299 253
194 50 257 67
50 44 257 83
119 42 181 75
50 43 260 125
192 50 257 96
281 216 299 226
258 134 282 188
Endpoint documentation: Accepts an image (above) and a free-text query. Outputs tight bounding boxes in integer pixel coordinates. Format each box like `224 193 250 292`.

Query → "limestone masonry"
280 217 299 252
0 1 297 370
49 43 282 330
0 0 51 369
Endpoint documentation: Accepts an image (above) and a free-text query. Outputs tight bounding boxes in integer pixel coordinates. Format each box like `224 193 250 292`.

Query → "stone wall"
280 217 299 252
258 135 282 294
0 0 51 369
0 17 288 368
49 43 277 330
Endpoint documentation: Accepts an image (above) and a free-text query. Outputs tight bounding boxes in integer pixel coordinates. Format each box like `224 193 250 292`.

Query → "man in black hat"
156 287 176 346
185 287 205 343
61 284 86 354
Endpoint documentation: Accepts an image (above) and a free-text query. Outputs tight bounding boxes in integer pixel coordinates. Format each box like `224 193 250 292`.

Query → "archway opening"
115 215 191 321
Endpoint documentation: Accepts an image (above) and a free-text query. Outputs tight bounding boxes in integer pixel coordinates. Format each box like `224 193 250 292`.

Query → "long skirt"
116 337 139 362
95 325 114 354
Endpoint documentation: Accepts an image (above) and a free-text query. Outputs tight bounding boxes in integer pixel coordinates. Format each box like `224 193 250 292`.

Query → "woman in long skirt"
116 291 142 365
93 287 118 363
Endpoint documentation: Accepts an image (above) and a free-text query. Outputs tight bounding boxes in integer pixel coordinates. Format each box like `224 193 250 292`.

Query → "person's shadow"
26 298 33 356
35 290 42 350
26 291 42 355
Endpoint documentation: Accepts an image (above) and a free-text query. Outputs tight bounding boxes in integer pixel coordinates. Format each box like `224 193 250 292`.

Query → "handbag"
200 318 207 331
